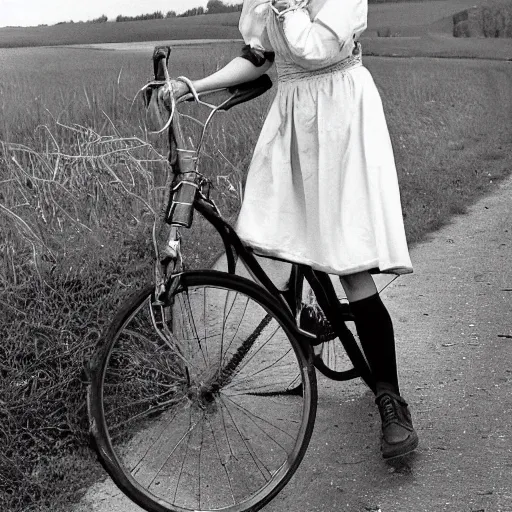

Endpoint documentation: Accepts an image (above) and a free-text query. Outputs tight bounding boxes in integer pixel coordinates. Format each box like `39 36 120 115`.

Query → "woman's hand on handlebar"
171 80 191 99
159 80 191 108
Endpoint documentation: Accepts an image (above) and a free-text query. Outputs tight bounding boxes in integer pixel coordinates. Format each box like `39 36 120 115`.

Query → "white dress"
236 0 413 276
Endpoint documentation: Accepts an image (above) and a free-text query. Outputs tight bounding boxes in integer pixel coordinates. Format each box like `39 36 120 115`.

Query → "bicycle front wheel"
88 270 317 512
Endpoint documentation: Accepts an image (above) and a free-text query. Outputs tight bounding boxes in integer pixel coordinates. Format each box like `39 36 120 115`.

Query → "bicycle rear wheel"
88 270 317 512
308 303 361 382
300 269 375 390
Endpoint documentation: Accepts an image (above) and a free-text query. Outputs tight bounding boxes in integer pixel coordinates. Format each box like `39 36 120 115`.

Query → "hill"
0 0 502 49
2 0 511 59
0 12 241 48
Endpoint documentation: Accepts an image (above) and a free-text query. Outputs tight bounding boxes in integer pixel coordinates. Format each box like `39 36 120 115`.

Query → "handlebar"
177 74 273 112
146 45 273 228
147 45 273 125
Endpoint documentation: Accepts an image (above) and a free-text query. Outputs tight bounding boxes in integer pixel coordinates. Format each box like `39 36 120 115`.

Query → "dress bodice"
239 0 367 71
266 12 362 77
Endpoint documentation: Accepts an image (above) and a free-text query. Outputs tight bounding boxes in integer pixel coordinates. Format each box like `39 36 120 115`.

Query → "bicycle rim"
88 271 317 512
313 309 361 382
298 282 361 382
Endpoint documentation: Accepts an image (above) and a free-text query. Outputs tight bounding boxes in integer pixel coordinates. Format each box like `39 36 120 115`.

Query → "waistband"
277 52 362 84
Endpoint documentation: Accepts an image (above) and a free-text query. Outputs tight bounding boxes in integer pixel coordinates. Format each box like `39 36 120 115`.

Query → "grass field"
1 2 512 511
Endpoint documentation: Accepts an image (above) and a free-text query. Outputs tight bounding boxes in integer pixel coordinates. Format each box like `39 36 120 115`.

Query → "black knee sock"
349 293 400 395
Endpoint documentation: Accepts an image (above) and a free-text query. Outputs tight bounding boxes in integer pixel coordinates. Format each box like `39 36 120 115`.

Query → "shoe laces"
379 396 398 424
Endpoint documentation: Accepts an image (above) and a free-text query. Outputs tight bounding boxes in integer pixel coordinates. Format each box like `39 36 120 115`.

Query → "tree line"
179 0 243 17
114 1 242 23
63 0 439 26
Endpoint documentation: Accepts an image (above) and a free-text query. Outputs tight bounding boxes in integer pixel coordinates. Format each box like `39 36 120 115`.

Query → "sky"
0 0 210 28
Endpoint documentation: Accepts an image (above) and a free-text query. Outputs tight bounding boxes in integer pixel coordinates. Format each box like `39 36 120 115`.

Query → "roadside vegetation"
1 3 512 511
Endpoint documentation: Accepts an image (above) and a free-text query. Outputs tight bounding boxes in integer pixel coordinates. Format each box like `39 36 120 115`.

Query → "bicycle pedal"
299 305 337 344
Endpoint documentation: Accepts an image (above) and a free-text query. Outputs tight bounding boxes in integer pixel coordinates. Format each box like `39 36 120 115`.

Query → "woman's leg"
339 271 418 458
339 271 399 395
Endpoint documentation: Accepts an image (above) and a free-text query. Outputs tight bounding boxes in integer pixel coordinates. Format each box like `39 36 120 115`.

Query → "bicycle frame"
146 48 287 309
147 46 376 392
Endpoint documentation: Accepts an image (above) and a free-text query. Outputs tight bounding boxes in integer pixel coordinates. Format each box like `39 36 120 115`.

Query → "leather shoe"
375 391 419 459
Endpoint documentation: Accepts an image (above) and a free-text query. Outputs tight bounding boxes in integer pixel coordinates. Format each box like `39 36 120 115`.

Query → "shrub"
453 3 512 38
88 15 108 24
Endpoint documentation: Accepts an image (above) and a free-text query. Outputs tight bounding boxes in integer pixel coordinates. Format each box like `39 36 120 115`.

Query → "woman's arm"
193 56 273 93
272 0 365 66
170 56 274 99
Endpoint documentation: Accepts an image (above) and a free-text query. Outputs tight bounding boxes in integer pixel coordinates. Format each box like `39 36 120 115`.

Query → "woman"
169 0 418 459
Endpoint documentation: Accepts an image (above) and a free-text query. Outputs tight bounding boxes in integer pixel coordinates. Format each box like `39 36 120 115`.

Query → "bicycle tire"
310 303 361 382
88 270 317 512
297 270 374 390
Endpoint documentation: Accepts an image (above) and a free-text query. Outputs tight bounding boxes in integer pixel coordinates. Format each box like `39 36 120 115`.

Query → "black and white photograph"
1 0 511 510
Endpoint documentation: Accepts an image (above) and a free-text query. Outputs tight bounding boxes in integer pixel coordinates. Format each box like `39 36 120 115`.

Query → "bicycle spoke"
219 396 270 482
176 291 208 373
225 347 295 392
171 410 194 505
131 406 183 476
218 289 230 375
107 395 188 437
221 393 296 448
202 286 209 366
220 290 251 367
219 394 235 460
226 323 281 379
145 406 197 491
208 416 236 507
179 288 209 369
198 419 204 509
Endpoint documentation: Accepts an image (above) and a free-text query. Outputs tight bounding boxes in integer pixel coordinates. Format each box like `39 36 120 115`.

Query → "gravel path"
75 175 512 512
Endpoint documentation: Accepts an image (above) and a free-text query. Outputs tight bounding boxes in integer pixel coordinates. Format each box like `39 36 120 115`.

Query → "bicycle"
86 46 377 512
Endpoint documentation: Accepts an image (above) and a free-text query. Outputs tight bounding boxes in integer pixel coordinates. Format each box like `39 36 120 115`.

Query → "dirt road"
75 176 512 512
261 176 512 512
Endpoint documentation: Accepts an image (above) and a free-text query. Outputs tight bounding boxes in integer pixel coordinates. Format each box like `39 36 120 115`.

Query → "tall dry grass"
1 44 512 511
0 122 165 510
0 44 268 511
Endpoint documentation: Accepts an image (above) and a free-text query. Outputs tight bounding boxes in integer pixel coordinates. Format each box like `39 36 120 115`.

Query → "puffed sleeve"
279 0 367 67
239 0 274 53
314 0 367 44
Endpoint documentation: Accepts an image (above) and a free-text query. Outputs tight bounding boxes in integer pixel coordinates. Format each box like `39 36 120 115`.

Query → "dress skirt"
235 54 413 277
